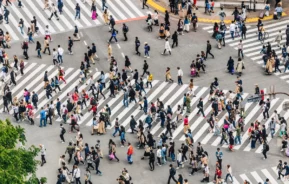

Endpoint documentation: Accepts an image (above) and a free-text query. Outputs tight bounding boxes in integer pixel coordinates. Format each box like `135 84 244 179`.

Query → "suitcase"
259 11 264 19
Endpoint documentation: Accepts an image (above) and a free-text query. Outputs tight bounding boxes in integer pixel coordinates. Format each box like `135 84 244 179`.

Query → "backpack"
125 26 129 32
62 127 66 134
147 45 150 51
266 144 269 151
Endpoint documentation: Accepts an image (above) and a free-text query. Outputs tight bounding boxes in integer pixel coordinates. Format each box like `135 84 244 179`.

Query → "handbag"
109 153 115 160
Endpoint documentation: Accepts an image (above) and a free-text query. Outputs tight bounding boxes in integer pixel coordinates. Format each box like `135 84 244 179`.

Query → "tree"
0 119 47 184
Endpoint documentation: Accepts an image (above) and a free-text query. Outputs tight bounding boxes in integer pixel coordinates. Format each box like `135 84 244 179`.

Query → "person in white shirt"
73 165 81 184
45 25 52 41
177 67 183 85
238 40 244 58
162 39 171 55
229 21 236 40
176 149 183 169
48 3 59 21
39 144 46 166
57 45 64 64
154 10 159 26
156 146 162 166
224 164 233 183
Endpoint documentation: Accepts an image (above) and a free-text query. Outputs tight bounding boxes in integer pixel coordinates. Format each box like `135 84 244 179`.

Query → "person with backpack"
168 164 178 183
262 140 269 159
122 23 129 41
144 42 150 58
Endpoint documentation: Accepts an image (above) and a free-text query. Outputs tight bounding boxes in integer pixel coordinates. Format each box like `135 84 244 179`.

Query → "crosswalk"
1 62 288 153
203 19 289 84
1 0 146 41
207 167 286 184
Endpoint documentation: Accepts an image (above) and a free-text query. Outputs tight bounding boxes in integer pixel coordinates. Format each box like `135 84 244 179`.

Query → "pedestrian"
39 107 47 127
68 36 73 55
102 0 108 10
262 140 269 159
109 15 115 31
206 40 214 59
219 7 226 21
165 67 174 82
229 21 235 40
149 150 155 171
35 41 42 58
172 31 178 48
60 123 66 143
57 45 64 64
73 165 81 184
75 3 81 20
3 7 9 24
162 39 172 55
142 60 148 77
19 18 24 35
142 0 149 9
122 23 129 41
215 148 223 169
144 42 150 58
168 164 178 183
135 37 141 56
21 40 29 59
91 2 97 20
39 144 46 166
107 42 112 61
236 58 245 76
43 37 51 55
185 93 191 113
196 98 205 117
177 67 183 85
48 3 59 21
241 24 247 39
127 142 134 164
237 40 244 58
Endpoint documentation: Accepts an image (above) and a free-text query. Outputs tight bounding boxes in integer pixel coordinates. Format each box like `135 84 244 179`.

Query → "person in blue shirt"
56 98 61 117
143 97 148 114
216 148 223 169
109 28 118 43
39 107 47 127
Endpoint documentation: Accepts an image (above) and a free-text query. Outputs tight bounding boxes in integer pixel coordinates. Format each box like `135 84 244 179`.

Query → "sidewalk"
147 0 289 23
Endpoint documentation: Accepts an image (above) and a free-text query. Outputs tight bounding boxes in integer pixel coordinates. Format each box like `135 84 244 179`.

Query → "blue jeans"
102 1 108 10
4 16 8 23
177 160 182 167
225 173 233 182
112 127 120 136
251 140 256 148
20 26 24 34
145 50 149 57
143 106 147 114
29 35 34 42
284 66 289 73
234 135 241 144
258 32 262 40
230 31 234 39
37 49 41 57
75 10 80 19
160 118 165 127
171 153 175 162
123 99 128 107
270 128 275 138
177 77 183 85
40 117 46 127
58 55 63 64
147 122 152 129
127 155 132 163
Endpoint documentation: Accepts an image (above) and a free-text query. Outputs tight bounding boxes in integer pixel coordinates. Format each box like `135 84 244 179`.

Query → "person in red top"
183 115 189 133
26 102 33 110
127 142 134 164
58 68 66 84
72 92 79 104
28 108 34 125
215 166 222 183
89 104 98 117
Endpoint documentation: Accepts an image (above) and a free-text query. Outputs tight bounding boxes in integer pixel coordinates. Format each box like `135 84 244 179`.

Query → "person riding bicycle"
258 24 265 41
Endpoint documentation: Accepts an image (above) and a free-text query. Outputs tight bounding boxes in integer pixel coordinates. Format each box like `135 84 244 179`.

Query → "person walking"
177 67 183 85
224 165 234 183
39 144 46 166
149 150 155 171
35 41 42 58
241 24 247 39
127 142 134 164
60 123 66 143
43 37 51 55
142 60 148 77
102 0 108 10
3 7 9 24
19 18 24 35
122 23 129 41
216 148 223 169
135 37 141 56
39 107 47 127
275 30 282 48
196 98 205 117
262 140 269 159
206 40 214 59
68 36 73 55
162 39 172 55
94 154 102 176
237 40 244 59
75 3 81 20
144 42 150 58
109 28 118 43
168 164 178 183
48 3 59 21
142 0 149 9
57 45 64 64
172 31 178 48
73 165 81 184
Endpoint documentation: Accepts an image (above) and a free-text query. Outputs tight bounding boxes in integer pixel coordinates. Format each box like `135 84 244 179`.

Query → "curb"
147 0 288 23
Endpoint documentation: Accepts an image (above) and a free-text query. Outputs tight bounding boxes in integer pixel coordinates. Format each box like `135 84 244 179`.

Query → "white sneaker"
176 167 179 169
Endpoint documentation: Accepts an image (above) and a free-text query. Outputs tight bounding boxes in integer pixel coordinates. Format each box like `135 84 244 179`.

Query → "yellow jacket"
148 74 153 82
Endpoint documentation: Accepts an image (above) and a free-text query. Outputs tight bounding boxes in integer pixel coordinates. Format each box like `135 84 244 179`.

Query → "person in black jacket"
129 87 136 103
196 98 205 117
109 80 115 98
35 41 42 58
142 60 148 77
3 96 9 113
206 40 214 59
133 69 139 83
109 15 115 31
135 37 141 56
46 83 53 99
149 150 155 171
130 115 137 133
171 31 178 48
68 36 73 55
9 70 16 86
5 88 12 105
241 24 247 39
168 164 178 183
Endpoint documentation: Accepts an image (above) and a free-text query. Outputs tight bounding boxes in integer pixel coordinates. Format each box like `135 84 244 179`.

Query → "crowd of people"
0 0 289 183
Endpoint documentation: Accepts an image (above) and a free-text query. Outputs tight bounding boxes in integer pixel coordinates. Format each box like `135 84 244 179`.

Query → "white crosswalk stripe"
3 63 288 153
1 0 146 41
203 20 289 88
211 167 282 184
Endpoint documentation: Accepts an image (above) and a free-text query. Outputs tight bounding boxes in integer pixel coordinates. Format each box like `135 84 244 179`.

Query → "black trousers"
206 50 214 58
41 155 46 165
262 150 267 159
168 175 177 184
149 160 155 170
43 47 51 55
197 108 205 116
143 0 149 8
263 110 269 119
123 33 127 41
142 69 147 77
172 40 178 47
60 133 65 142
241 32 246 39
136 46 140 55
217 158 222 169
86 163 94 170
50 12 59 19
